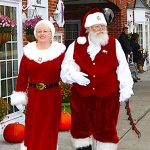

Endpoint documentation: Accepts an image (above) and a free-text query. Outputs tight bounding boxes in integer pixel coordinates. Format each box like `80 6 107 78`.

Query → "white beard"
89 30 109 46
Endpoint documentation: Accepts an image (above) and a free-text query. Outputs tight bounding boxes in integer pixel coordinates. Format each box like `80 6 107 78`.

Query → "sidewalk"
0 70 150 150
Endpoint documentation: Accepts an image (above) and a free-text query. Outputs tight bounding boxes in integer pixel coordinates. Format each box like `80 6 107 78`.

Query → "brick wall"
22 0 135 42
64 0 135 38
109 0 135 37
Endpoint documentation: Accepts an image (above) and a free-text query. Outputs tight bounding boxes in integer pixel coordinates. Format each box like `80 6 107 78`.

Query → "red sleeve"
16 55 29 92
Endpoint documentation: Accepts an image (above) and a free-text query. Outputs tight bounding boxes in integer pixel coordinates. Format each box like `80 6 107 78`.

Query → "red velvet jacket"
72 35 119 97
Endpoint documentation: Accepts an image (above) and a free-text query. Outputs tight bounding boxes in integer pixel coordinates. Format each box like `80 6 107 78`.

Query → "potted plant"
0 97 9 122
59 82 72 131
23 17 42 42
60 81 72 103
60 81 72 114
0 15 16 44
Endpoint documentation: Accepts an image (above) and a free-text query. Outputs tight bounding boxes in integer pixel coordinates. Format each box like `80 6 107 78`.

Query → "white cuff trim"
11 91 28 105
71 137 92 148
119 88 134 102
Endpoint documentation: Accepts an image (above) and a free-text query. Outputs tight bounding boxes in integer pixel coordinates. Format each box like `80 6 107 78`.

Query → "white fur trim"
96 141 117 150
77 37 86 44
20 142 57 150
71 137 92 148
20 142 27 150
23 41 66 64
11 91 28 105
85 12 107 27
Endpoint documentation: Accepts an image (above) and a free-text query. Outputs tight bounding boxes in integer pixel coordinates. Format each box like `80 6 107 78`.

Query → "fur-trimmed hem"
71 137 92 148
11 91 28 105
96 141 117 150
19 142 58 150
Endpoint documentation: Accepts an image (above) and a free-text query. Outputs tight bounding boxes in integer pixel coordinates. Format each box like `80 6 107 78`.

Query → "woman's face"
35 24 52 44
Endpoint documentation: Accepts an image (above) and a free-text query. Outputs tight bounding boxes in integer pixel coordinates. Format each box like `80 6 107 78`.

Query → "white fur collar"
23 41 66 64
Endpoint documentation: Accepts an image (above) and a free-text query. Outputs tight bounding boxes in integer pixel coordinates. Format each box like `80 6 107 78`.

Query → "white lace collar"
23 41 66 64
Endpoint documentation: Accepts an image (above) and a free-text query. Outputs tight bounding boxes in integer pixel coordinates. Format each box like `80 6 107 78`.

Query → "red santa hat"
34 19 55 38
80 7 107 36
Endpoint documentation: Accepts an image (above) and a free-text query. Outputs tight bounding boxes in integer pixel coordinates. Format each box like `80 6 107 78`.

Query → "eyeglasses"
36 30 51 34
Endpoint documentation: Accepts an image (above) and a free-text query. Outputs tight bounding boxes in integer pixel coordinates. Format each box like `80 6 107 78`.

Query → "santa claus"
61 7 133 150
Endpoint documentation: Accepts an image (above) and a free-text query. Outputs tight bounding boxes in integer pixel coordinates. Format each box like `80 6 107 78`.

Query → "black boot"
76 145 92 150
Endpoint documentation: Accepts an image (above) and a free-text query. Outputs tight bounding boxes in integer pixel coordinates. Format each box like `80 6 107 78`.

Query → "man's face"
88 24 108 46
90 24 107 34
124 28 128 34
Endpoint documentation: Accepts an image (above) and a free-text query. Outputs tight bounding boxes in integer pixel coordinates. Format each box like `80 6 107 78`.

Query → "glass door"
0 4 18 114
0 0 23 123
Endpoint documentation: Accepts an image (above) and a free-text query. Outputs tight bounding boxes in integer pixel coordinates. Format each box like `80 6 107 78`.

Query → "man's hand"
71 71 90 86
120 92 132 102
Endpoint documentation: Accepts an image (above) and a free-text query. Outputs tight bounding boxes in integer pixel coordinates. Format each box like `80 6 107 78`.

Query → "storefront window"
136 24 143 47
65 20 80 48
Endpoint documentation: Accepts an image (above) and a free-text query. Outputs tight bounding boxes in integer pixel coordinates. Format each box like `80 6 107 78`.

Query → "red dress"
11 42 66 150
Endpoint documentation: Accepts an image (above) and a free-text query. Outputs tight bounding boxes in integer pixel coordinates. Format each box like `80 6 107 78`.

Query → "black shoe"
76 145 92 150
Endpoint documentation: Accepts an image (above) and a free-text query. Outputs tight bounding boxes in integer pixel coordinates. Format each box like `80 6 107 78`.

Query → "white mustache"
89 31 109 46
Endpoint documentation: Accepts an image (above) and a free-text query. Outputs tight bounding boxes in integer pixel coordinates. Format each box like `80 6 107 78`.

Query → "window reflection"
7 79 12 95
6 43 12 59
12 43 17 59
13 60 18 76
0 61 6 78
7 61 12 77
1 80 6 97
0 45 6 60
0 5 4 15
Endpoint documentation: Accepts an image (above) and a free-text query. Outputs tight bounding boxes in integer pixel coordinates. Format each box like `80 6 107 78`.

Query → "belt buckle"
36 83 45 90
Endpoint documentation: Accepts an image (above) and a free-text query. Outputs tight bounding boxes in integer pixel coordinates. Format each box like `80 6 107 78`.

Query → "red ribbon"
125 100 141 138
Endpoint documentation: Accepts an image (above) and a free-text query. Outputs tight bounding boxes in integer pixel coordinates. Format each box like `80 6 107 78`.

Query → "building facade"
0 0 150 133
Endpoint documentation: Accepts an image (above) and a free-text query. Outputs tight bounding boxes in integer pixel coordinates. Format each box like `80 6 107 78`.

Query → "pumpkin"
3 122 25 143
59 111 71 131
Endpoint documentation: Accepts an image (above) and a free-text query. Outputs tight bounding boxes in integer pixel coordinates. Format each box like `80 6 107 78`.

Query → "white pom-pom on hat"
77 37 87 44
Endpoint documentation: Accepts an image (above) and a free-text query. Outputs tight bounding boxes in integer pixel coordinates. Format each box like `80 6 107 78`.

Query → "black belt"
29 82 59 90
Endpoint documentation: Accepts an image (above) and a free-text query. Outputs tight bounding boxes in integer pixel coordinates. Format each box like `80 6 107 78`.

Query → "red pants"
70 89 120 143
